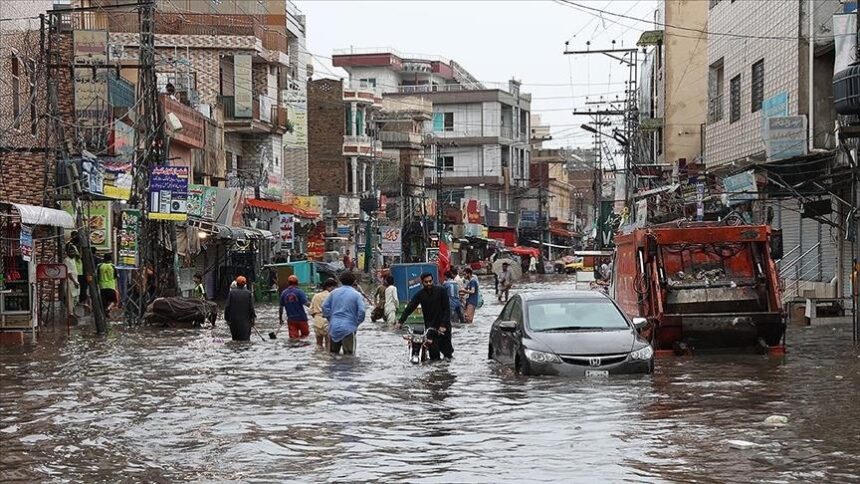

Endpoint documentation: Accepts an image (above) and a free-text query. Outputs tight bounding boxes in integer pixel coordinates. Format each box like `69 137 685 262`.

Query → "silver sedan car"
488 291 654 377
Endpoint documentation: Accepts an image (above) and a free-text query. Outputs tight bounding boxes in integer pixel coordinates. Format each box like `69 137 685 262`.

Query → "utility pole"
44 10 108 333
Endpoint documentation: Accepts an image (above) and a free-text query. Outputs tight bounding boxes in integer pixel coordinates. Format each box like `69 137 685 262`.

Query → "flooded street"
2 276 859 483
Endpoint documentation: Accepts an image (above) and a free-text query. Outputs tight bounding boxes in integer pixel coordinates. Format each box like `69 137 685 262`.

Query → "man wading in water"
322 272 367 355
397 272 453 360
224 276 256 341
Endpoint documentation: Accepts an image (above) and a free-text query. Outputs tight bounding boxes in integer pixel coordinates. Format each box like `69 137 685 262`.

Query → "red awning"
509 246 540 258
245 198 320 219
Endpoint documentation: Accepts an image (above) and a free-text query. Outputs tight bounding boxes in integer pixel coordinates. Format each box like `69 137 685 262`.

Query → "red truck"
610 222 786 354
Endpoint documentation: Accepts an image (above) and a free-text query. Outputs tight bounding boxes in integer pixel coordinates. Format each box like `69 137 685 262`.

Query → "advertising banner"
462 199 482 224
293 196 323 215
61 201 112 251
723 170 758 206
765 116 807 161
187 184 217 220
280 213 294 248
380 226 402 256
20 225 32 262
149 166 189 221
307 221 326 260
102 160 132 200
117 209 140 268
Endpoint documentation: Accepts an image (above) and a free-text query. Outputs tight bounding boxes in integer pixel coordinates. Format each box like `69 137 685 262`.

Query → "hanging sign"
187 184 217 220
37 264 67 281
149 166 189 221
20 225 33 262
117 209 141 269
280 213 294 248
380 226 402 257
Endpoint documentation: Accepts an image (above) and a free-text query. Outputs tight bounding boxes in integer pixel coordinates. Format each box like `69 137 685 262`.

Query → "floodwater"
1 276 859 483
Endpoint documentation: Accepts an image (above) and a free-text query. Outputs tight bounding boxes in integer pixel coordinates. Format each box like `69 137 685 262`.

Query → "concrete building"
704 0 840 167
638 0 708 169
81 0 296 199
282 1 310 195
332 49 531 233
306 78 382 197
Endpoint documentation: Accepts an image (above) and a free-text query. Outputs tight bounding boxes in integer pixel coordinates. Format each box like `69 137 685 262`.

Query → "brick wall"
308 79 346 196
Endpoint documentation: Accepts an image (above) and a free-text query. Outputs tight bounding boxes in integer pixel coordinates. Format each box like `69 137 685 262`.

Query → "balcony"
343 136 383 157
343 80 383 108
219 95 291 134
378 131 425 149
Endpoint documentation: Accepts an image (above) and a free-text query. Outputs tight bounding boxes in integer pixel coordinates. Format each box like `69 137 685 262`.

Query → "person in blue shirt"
279 275 310 339
462 267 479 324
443 270 464 324
322 272 367 355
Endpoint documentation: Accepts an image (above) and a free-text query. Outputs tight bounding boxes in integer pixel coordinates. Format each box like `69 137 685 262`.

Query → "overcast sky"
296 0 658 150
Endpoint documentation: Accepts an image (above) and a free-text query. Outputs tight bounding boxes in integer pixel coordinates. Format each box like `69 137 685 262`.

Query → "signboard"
61 201 112 250
464 223 484 237
36 264 67 281
20 225 32 262
723 170 758 206
426 247 440 264
380 226 402 256
336 224 351 237
74 68 109 128
111 120 135 158
338 196 360 216
293 196 323 215
520 210 539 228
73 30 108 65
279 213 294 248
102 160 132 200
233 54 253 118
760 92 789 139
187 184 217 220
118 209 140 268
149 166 189 221
834 13 858 74
307 221 326 260
462 199 482 224
765 116 807 161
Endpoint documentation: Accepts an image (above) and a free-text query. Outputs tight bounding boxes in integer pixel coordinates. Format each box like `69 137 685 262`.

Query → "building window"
359 78 376 88
443 112 454 132
489 190 500 210
730 74 741 123
708 58 724 123
11 54 20 130
751 59 764 113
440 155 454 171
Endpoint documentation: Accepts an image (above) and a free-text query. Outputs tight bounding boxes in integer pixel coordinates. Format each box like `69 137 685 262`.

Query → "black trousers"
427 325 454 360
229 321 252 341
78 275 88 303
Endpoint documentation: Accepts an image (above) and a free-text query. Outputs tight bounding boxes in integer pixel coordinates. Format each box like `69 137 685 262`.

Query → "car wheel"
488 343 494 360
515 353 530 376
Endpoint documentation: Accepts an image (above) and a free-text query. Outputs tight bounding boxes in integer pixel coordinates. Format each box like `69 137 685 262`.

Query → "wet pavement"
1 276 859 483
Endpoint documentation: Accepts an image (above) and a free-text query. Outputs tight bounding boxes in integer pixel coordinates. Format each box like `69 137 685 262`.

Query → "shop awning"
508 246 541 257
4 202 75 229
245 198 320 219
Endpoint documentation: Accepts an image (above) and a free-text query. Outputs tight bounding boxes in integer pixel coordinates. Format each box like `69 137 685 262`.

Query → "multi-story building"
306 78 383 197
704 0 854 308
82 0 295 198
565 147 599 235
282 1 310 196
331 49 531 236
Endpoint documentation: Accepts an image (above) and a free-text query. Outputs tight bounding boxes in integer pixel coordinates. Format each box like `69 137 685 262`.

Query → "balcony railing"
219 95 290 131
378 131 424 145
501 126 513 139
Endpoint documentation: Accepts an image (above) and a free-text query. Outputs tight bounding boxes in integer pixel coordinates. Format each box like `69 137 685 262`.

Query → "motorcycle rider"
397 272 453 360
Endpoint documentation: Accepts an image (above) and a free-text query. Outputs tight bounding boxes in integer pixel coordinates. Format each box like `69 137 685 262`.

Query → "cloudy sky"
296 0 658 150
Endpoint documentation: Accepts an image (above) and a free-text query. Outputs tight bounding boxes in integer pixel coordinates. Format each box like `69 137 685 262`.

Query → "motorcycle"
401 325 440 364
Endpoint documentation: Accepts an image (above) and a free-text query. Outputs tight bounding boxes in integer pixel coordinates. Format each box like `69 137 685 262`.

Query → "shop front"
1 203 76 336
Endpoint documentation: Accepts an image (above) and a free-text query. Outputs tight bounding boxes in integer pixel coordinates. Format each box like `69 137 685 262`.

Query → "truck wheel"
488 343 494 360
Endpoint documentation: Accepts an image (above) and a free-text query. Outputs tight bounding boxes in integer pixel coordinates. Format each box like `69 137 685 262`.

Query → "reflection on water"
2 276 859 482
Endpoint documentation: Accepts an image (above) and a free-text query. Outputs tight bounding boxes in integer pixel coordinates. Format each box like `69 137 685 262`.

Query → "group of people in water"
221 262 517 359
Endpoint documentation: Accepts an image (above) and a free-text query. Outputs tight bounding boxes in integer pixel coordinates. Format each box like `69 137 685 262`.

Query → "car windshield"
527 299 630 332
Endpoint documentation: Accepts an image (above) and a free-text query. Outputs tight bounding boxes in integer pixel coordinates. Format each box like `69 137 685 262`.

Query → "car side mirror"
498 320 517 332
632 317 648 330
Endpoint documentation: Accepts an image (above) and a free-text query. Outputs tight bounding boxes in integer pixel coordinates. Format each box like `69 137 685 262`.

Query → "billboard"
149 166 189 221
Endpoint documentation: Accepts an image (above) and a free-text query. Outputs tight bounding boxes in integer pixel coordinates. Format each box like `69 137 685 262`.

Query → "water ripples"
2 276 859 482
